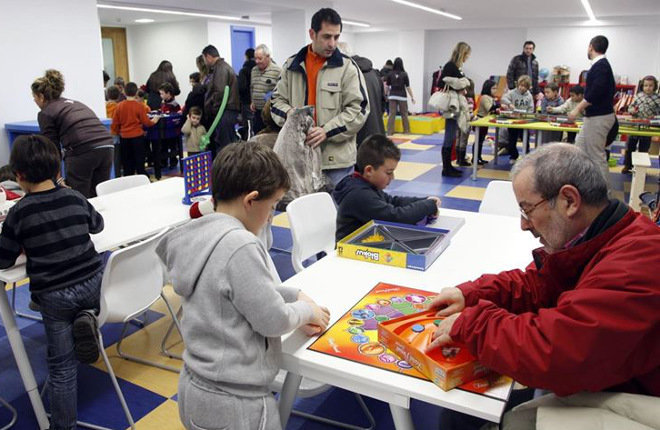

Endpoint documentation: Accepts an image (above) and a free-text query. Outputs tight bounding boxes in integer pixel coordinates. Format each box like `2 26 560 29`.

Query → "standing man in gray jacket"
271 8 370 186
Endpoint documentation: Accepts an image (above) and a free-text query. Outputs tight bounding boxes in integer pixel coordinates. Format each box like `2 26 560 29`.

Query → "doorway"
230 26 255 72
101 27 129 83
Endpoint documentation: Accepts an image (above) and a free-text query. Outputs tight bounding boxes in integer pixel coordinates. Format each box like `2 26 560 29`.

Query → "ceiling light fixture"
343 19 371 28
135 18 154 23
388 0 462 21
579 0 597 21
97 4 241 21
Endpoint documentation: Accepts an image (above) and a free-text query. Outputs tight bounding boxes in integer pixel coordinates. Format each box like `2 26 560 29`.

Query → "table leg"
629 166 648 211
537 130 543 147
472 127 480 180
389 403 415 430
278 371 302 428
523 129 529 154
0 287 49 429
494 128 499 164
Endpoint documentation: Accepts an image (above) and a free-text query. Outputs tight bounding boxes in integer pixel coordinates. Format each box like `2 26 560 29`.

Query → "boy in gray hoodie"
501 75 534 161
157 141 330 430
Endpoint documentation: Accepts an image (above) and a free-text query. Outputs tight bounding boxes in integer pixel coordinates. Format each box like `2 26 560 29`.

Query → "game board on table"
309 282 513 400
182 151 212 204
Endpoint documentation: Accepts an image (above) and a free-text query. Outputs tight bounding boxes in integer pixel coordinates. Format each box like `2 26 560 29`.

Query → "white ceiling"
98 0 660 30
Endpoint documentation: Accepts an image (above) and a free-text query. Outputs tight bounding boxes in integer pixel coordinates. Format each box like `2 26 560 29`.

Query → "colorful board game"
337 220 452 271
182 151 212 204
309 282 513 400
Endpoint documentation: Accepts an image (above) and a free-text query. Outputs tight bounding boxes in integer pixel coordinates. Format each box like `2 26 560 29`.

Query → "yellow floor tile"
93 314 183 398
394 161 436 181
477 169 511 180
397 142 434 151
133 399 184 430
272 212 290 229
444 185 487 201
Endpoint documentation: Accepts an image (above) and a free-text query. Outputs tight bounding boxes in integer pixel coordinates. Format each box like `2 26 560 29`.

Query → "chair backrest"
287 192 337 273
96 175 150 196
479 180 520 217
97 228 169 326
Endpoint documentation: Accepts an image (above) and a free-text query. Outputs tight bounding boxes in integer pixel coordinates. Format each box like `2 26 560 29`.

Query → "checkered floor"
1 131 658 429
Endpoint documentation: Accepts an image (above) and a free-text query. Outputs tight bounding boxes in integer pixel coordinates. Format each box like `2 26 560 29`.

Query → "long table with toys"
469 113 660 181
278 209 541 429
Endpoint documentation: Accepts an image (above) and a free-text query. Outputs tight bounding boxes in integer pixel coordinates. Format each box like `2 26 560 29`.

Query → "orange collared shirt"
305 45 327 116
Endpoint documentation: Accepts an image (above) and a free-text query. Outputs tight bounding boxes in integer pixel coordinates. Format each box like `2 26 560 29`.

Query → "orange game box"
377 310 491 391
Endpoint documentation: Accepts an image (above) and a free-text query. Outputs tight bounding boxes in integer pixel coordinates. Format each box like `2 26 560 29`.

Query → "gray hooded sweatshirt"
156 213 314 397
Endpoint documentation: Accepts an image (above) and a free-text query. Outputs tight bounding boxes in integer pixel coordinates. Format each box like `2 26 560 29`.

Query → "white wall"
127 20 208 102
353 31 426 112
271 10 308 66
528 25 660 84
0 0 105 164
206 21 233 70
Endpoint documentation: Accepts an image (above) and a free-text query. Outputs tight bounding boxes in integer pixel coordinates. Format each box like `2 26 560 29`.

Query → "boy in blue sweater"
333 135 441 241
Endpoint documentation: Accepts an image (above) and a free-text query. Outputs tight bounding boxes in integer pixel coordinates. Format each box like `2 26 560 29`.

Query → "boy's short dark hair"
10 135 61 183
202 45 219 58
212 141 290 203
0 165 16 182
545 82 559 92
125 82 138 97
137 89 146 99
590 35 608 54
311 8 342 32
356 135 401 174
189 106 202 116
159 82 174 95
189 72 201 83
569 85 584 95
106 85 121 101
245 48 255 59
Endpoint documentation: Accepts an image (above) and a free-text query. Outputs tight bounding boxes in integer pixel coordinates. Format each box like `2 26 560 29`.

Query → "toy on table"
338 220 453 271
378 310 490 391
309 282 513 399
181 151 212 205
617 115 660 130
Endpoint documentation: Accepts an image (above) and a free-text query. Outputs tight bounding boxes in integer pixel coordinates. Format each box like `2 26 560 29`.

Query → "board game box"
181 151 212 204
378 310 489 391
309 282 513 400
336 219 461 271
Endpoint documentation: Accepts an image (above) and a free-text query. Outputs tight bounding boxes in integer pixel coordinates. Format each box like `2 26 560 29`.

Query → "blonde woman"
439 42 471 177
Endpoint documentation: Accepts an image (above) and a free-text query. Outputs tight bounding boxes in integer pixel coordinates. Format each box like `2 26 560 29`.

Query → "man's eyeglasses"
519 198 547 221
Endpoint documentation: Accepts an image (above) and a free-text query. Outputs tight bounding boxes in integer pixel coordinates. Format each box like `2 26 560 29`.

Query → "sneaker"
458 159 472 167
442 168 463 177
497 148 509 156
621 166 632 175
73 310 100 364
477 158 487 165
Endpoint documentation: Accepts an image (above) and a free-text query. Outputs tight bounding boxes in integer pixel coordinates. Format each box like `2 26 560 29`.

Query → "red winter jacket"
451 209 660 397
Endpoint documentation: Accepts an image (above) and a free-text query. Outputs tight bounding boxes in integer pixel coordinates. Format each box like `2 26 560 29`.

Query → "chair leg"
290 392 376 430
0 396 18 430
115 320 180 373
10 282 43 322
97 330 135 429
159 298 183 360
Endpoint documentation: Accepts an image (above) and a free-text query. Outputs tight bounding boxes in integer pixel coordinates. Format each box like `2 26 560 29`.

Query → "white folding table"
278 209 540 429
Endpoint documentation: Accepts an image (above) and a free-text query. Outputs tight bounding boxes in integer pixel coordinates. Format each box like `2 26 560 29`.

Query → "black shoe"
477 158 487 165
621 166 632 174
73 310 100 364
497 148 509 156
458 159 472 167
442 168 463 177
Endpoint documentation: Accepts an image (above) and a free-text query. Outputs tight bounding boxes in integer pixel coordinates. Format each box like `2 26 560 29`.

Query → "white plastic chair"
287 192 337 273
272 192 375 430
0 393 17 430
478 180 520 217
95 228 181 429
95 175 150 196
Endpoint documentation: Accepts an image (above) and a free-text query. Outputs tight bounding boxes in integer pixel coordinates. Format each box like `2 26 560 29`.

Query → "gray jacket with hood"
156 213 314 397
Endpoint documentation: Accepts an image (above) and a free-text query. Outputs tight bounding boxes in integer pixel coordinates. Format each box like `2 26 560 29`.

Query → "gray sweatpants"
575 113 615 185
178 366 281 430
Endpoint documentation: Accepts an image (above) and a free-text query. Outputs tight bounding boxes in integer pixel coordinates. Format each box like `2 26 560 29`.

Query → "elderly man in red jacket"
428 143 660 427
